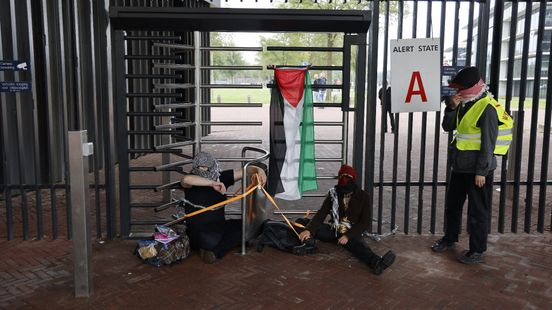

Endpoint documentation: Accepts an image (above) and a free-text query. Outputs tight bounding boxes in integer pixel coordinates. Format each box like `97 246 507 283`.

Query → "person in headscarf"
180 151 266 263
298 165 396 275
432 66 513 264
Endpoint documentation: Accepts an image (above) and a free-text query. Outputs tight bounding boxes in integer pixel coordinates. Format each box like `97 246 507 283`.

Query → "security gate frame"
3 0 551 242
109 7 371 238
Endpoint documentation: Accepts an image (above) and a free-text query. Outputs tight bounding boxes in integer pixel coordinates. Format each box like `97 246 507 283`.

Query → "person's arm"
345 192 372 240
304 195 331 235
475 105 499 186
180 174 226 194
233 165 267 185
442 95 460 132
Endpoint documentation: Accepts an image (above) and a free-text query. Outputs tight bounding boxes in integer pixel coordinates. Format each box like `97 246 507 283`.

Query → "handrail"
240 146 270 255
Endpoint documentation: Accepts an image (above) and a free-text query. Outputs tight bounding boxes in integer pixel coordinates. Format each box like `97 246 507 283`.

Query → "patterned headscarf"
456 79 487 104
191 152 220 181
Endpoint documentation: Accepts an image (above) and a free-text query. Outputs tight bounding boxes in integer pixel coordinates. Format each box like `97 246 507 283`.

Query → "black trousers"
384 110 395 133
313 224 380 268
187 219 242 259
444 171 493 253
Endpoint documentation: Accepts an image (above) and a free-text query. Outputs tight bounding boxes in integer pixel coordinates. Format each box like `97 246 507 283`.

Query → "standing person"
180 151 266 263
378 84 395 133
312 74 320 102
298 165 396 275
318 72 328 102
431 67 513 264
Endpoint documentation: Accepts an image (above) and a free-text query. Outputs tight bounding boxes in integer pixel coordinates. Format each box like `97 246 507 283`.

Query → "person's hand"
449 94 461 110
299 230 311 242
475 175 485 188
212 181 227 194
338 235 349 245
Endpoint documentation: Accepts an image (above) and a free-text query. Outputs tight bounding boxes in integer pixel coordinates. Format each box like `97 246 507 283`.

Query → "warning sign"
390 38 441 113
0 82 32 92
0 60 29 71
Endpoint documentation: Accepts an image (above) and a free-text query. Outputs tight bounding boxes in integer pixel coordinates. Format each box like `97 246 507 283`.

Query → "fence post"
68 130 94 297
506 111 519 200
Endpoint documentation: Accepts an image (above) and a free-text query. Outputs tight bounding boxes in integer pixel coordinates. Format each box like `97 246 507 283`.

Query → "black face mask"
336 179 357 196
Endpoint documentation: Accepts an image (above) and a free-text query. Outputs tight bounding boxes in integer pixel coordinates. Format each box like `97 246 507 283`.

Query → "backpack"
255 220 318 256
135 224 190 267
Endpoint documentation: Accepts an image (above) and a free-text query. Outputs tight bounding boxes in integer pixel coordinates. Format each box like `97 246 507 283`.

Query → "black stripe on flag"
267 86 286 196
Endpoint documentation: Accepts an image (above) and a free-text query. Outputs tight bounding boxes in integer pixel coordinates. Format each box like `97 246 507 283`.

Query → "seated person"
180 151 266 263
298 165 396 275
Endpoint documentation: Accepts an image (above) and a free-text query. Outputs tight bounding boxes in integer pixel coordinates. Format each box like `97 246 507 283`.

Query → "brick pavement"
1 233 550 309
1 105 551 308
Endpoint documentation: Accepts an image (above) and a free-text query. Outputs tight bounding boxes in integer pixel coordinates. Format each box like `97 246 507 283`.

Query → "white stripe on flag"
275 96 304 200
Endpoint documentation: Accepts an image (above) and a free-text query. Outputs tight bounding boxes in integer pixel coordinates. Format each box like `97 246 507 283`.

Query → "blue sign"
0 60 30 71
0 82 32 92
442 65 463 76
441 86 457 97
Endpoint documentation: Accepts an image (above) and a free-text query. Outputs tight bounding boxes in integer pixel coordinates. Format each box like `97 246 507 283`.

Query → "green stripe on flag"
298 71 318 194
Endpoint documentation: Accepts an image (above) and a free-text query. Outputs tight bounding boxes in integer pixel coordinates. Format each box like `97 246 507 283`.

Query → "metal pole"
241 162 249 255
194 31 201 153
363 0 379 233
68 130 93 298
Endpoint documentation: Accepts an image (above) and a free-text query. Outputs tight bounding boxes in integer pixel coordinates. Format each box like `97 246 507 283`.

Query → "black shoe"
373 250 396 275
199 249 216 264
431 238 455 253
457 250 485 265
292 239 318 256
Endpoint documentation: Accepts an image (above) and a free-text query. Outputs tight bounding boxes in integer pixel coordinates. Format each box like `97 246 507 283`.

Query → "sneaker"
199 249 216 264
373 250 396 275
457 251 485 265
431 238 455 253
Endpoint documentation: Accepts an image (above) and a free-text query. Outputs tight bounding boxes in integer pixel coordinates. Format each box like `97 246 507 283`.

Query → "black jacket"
442 92 499 176
305 188 371 239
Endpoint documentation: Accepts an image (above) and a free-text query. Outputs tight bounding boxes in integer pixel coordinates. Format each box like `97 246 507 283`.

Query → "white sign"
390 38 441 113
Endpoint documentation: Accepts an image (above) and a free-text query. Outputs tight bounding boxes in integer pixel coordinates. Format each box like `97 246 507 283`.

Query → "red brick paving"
1 233 550 309
2 107 552 308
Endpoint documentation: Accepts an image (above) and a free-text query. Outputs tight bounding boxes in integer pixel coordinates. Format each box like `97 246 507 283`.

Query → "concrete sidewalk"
1 233 550 309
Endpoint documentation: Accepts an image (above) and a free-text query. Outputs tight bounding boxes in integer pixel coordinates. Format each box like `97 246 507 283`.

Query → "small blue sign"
442 65 463 76
0 82 32 92
0 60 30 71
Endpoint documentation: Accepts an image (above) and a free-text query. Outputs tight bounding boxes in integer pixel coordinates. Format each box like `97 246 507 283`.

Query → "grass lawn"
209 90 550 110
211 88 271 104
497 97 548 110
210 88 345 104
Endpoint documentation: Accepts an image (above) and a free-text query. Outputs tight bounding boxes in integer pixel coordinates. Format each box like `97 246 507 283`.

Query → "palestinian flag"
267 68 318 200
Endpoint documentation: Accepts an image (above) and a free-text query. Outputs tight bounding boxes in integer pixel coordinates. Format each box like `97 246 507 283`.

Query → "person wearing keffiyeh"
298 165 396 275
432 66 513 265
179 151 266 264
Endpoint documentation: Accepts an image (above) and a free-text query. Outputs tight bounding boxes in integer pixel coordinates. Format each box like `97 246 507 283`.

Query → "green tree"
210 33 248 83
257 1 402 84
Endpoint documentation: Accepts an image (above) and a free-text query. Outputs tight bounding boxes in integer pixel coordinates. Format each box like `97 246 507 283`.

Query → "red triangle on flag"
275 68 306 108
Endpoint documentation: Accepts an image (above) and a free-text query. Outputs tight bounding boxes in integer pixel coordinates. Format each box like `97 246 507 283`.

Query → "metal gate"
1 0 551 241
365 0 552 235
110 7 370 238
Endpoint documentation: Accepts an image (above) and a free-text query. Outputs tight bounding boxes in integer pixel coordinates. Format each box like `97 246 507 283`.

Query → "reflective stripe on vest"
455 95 514 155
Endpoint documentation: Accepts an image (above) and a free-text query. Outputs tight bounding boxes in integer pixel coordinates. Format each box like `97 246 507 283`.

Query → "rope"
259 186 301 239
164 185 257 227
165 173 303 241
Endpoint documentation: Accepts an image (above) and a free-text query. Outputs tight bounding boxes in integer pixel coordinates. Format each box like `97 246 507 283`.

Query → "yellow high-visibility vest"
455 95 514 155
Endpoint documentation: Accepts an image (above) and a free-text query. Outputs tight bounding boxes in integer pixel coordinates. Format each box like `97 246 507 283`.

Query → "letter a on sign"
405 71 427 103
390 38 440 113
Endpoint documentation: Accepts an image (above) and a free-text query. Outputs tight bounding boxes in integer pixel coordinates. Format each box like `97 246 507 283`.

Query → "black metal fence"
0 0 122 240
1 0 550 241
365 0 551 235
